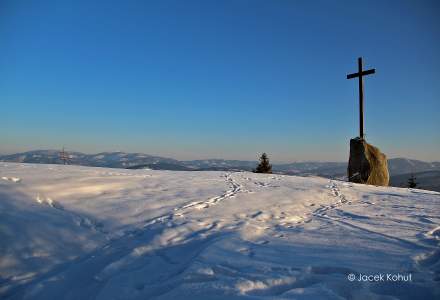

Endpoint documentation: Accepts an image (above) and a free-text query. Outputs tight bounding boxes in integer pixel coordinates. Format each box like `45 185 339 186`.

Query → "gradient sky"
1 0 439 162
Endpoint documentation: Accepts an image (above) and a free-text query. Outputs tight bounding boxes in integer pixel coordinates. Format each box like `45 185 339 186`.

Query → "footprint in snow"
427 226 440 239
1 176 21 183
415 216 434 224
257 240 270 245
250 211 263 218
36 194 63 209
238 247 255 257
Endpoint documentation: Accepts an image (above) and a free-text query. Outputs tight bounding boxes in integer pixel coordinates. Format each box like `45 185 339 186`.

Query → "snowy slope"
0 163 439 299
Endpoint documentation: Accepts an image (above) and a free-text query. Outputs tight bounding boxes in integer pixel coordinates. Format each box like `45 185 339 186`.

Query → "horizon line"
1 149 439 164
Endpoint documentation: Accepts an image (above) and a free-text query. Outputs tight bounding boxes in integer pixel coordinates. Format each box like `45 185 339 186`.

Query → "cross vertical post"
358 57 364 140
347 57 375 140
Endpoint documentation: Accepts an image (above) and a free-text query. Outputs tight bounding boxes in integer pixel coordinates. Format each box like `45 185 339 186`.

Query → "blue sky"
1 0 439 161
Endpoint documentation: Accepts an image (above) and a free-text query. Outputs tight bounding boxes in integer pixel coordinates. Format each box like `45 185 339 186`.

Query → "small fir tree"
254 153 272 174
407 173 417 188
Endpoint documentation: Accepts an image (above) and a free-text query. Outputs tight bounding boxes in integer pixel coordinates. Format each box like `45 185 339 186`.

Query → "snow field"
1 163 439 299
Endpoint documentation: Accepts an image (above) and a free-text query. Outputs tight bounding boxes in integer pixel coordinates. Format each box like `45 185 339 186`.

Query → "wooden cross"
347 57 375 140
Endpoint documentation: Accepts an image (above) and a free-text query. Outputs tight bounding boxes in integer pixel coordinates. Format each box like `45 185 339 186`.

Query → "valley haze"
2 150 440 191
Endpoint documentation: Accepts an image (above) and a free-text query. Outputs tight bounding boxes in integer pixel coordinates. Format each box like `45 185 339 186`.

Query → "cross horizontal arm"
347 68 376 79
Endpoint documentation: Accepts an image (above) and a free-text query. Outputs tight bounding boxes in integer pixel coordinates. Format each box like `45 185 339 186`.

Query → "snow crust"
0 163 439 299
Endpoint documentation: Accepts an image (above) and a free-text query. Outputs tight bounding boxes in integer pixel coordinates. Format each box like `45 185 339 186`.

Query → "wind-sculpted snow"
0 163 439 299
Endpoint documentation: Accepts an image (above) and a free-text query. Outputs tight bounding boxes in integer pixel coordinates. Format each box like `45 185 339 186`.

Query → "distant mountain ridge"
390 170 440 192
0 150 181 169
1 150 439 178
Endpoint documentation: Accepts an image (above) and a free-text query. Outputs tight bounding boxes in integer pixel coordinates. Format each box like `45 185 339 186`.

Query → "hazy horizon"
1 1 439 162
1 146 439 164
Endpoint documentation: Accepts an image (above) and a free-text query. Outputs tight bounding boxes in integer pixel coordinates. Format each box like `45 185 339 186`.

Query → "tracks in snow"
7 174 244 299
312 181 350 218
180 173 244 210
313 181 437 252
274 180 353 227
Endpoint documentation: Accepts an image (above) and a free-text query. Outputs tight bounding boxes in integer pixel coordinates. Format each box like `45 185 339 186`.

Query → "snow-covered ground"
0 163 439 299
